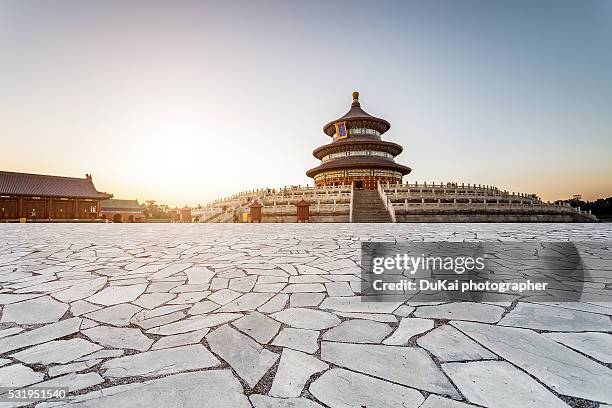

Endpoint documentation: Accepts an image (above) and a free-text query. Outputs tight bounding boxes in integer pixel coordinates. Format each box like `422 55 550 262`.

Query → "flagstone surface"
0 223 610 407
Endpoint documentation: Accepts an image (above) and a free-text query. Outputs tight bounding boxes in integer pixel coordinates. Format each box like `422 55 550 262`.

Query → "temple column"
73 199 78 219
48 198 53 219
18 197 23 219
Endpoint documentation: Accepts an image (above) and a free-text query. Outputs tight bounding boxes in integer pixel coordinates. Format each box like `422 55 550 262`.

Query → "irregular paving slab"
131 304 188 321
499 302 612 332
217 292 275 312
146 312 242 335
48 360 101 377
76 349 124 361
206 325 279 387
325 281 353 296
272 328 320 353
0 363 45 388
70 300 101 316
1 296 69 324
453 321 612 404
27 371 104 394
207 288 242 305
289 293 325 307
282 283 326 293
167 291 209 304
83 326 154 351
229 275 258 292
250 394 325 408
132 310 186 330
394 305 416 317
321 341 459 397
414 302 505 323
85 303 142 326
542 332 612 363
152 329 209 350
133 293 176 309
309 368 425 408
0 293 44 304
184 266 215 284
148 263 192 280
322 319 392 343
188 300 220 315
101 344 219 378
383 318 434 345
269 349 328 397
210 277 229 290
11 338 102 364
442 360 570 408
86 284 147 306
254 283 286 292
336 312 398 322
258 293 289 313
52 277 108 303
417 325 497 361
319 296 402 313
48 370 250 408
0 327 24 339
232 311 281 344
271 308 340 330
0 317 82 354
419 395 478 408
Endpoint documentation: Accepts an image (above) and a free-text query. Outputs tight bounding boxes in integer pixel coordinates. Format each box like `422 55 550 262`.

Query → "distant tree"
143 200 171 219
555 196 612 220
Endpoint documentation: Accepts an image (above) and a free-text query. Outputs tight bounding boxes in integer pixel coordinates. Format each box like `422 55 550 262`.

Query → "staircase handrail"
377 182 396 223
349 186 354 223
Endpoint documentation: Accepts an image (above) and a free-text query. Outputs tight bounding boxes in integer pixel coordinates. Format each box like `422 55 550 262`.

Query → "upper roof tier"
323 91 391 137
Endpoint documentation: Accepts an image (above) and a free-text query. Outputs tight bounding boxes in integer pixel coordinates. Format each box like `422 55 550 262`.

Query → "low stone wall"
261 214 350 223
394 209 593 223
383 183 597 223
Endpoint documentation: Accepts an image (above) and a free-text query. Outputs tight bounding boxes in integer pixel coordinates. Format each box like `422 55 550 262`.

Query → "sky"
1 0 611 206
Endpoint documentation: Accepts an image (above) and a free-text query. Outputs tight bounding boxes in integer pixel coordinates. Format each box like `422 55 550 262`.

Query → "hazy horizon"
1 0 611 206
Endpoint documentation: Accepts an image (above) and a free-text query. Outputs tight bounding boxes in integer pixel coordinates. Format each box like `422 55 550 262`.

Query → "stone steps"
351 190 392 223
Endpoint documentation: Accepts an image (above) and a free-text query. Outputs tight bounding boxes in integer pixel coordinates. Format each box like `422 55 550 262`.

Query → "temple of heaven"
306 92 411 189
199 91 596 223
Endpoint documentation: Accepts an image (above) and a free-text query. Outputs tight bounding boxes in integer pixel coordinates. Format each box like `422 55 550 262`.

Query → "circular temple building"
306 92 411 189
202 91 597 223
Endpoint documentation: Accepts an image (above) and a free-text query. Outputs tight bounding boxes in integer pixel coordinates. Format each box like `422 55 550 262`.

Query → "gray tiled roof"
0 171 112 199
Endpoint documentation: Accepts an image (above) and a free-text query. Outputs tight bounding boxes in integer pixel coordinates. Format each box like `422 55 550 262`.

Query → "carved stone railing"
377 182 396 223
349 187 354 223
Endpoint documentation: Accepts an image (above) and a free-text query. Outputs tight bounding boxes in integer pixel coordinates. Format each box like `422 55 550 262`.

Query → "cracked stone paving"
0 223 611 408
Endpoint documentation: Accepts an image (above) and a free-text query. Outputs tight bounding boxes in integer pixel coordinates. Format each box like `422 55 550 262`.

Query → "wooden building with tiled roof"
100 199 145 223
0 171 112 221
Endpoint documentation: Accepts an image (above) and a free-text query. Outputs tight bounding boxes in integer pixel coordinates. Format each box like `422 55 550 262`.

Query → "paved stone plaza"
0 223 611 408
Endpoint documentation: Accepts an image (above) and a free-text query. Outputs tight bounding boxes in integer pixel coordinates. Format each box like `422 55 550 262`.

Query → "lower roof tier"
306 156 411 178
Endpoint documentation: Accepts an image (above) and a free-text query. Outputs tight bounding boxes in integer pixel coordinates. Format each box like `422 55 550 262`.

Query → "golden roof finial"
352 91 359 102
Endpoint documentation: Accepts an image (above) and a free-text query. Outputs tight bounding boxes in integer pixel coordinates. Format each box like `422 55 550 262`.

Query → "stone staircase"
351 189 392 223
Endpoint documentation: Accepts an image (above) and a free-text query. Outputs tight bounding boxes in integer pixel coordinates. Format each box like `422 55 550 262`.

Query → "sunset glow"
1 1 611 206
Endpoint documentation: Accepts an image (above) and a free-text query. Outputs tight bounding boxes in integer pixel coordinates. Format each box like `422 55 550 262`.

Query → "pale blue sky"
1 0 611 205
